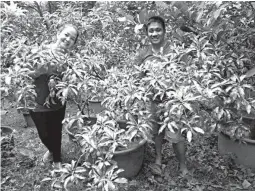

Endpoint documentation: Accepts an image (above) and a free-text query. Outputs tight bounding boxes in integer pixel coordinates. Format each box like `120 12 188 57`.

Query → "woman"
28 24 79 169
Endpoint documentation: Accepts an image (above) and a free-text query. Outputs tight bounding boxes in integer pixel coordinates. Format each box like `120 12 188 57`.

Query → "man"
134 16 188 175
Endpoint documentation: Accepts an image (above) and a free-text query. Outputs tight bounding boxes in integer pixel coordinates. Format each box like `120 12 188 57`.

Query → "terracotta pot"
113 120 147 178
65 117 146 178
113 138 146 178
1 126 14 136
88 100 105 115
218 131 255 169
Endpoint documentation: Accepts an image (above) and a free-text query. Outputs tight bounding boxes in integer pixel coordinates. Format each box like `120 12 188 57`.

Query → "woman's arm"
27 65 48 79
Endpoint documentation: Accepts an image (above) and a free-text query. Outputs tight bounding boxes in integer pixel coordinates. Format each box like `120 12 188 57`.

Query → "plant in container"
154 30 255 169
164 2 255 168
208 71 255 168
188 2 255 168
61 65 153 181
87 78 108 115
129 1 255 169
57 52 107 118
131 37 210 145
1 62 37 127
47 111 151 190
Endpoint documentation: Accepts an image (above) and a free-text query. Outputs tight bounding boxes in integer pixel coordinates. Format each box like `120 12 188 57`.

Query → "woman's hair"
145 16 166 34
58 24 79 44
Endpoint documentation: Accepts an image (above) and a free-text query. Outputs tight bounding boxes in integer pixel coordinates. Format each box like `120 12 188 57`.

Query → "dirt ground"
1 99 255 191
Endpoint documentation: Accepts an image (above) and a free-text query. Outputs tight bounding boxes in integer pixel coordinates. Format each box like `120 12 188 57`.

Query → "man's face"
147 22 165 46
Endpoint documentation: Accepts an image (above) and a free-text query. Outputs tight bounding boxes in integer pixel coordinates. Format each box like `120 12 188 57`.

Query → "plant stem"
92 66 103 80
74 99 85 115
33 1 49 30
74 152 86 170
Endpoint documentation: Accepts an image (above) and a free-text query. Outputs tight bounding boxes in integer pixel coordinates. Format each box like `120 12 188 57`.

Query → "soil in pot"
65 116 97 141
242 115 255 140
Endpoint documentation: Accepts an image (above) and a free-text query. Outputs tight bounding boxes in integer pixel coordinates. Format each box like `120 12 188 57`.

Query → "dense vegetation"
1 1 255 191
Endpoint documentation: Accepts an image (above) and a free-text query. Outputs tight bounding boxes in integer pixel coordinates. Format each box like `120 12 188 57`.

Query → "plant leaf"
187 131 192 142
134 24 144 34
41 177 52 182
114 178 128 184
5 76 11 85
118 17 126 22
193 127 205 134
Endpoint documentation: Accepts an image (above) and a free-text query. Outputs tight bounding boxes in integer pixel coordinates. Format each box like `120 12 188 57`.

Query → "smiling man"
134 16 171 66
134 16 188 176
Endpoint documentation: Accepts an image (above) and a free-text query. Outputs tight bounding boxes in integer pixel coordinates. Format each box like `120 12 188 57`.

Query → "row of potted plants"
1 32 255 189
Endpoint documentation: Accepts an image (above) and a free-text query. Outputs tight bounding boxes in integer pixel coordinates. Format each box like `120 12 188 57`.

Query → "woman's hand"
27 65 48 79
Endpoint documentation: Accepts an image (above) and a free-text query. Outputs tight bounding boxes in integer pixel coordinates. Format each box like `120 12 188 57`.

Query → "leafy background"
1 1 255 191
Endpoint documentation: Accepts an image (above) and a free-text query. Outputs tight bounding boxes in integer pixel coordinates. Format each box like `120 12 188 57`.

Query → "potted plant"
1 61 37 128
190 2 255 168
63 65 152 178
57 52 108 118
163 30 255 169
87 78 107 115
70 113 148 177
135 1 255 169
212 72 255 168
172 14 255 168
44 55 151 191
48 107 150 190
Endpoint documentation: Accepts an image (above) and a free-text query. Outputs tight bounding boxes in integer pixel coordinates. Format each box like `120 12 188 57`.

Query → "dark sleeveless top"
29 45 66 111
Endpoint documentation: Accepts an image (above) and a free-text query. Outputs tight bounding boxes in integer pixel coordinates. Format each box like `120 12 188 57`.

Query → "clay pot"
218 132 255 169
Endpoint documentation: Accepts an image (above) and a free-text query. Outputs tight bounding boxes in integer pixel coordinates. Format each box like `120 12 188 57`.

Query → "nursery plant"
53 108 150 190
126 1 255 142
181 2 255 140
2 1 255 190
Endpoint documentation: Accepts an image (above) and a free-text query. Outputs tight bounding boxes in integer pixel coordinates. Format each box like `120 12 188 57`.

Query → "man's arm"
133 50 144 66
133 47 153 79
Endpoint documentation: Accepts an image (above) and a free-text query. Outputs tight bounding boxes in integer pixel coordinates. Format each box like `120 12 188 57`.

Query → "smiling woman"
26 23 79 170
52 24 79 54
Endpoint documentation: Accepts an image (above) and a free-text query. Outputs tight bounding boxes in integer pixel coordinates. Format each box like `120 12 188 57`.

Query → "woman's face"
147 22 165 47
56 26 78 51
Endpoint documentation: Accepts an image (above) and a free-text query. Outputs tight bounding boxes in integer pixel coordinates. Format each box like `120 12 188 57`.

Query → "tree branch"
92 66 103 80
48 1 52 14
34 1 49 30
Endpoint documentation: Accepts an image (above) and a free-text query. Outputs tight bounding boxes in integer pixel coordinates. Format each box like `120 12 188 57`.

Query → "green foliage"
1 1 255 189
52 114 131 190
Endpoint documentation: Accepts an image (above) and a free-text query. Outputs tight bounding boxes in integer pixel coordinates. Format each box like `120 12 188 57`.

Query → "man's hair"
145 16 166 33
58 24 79 44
